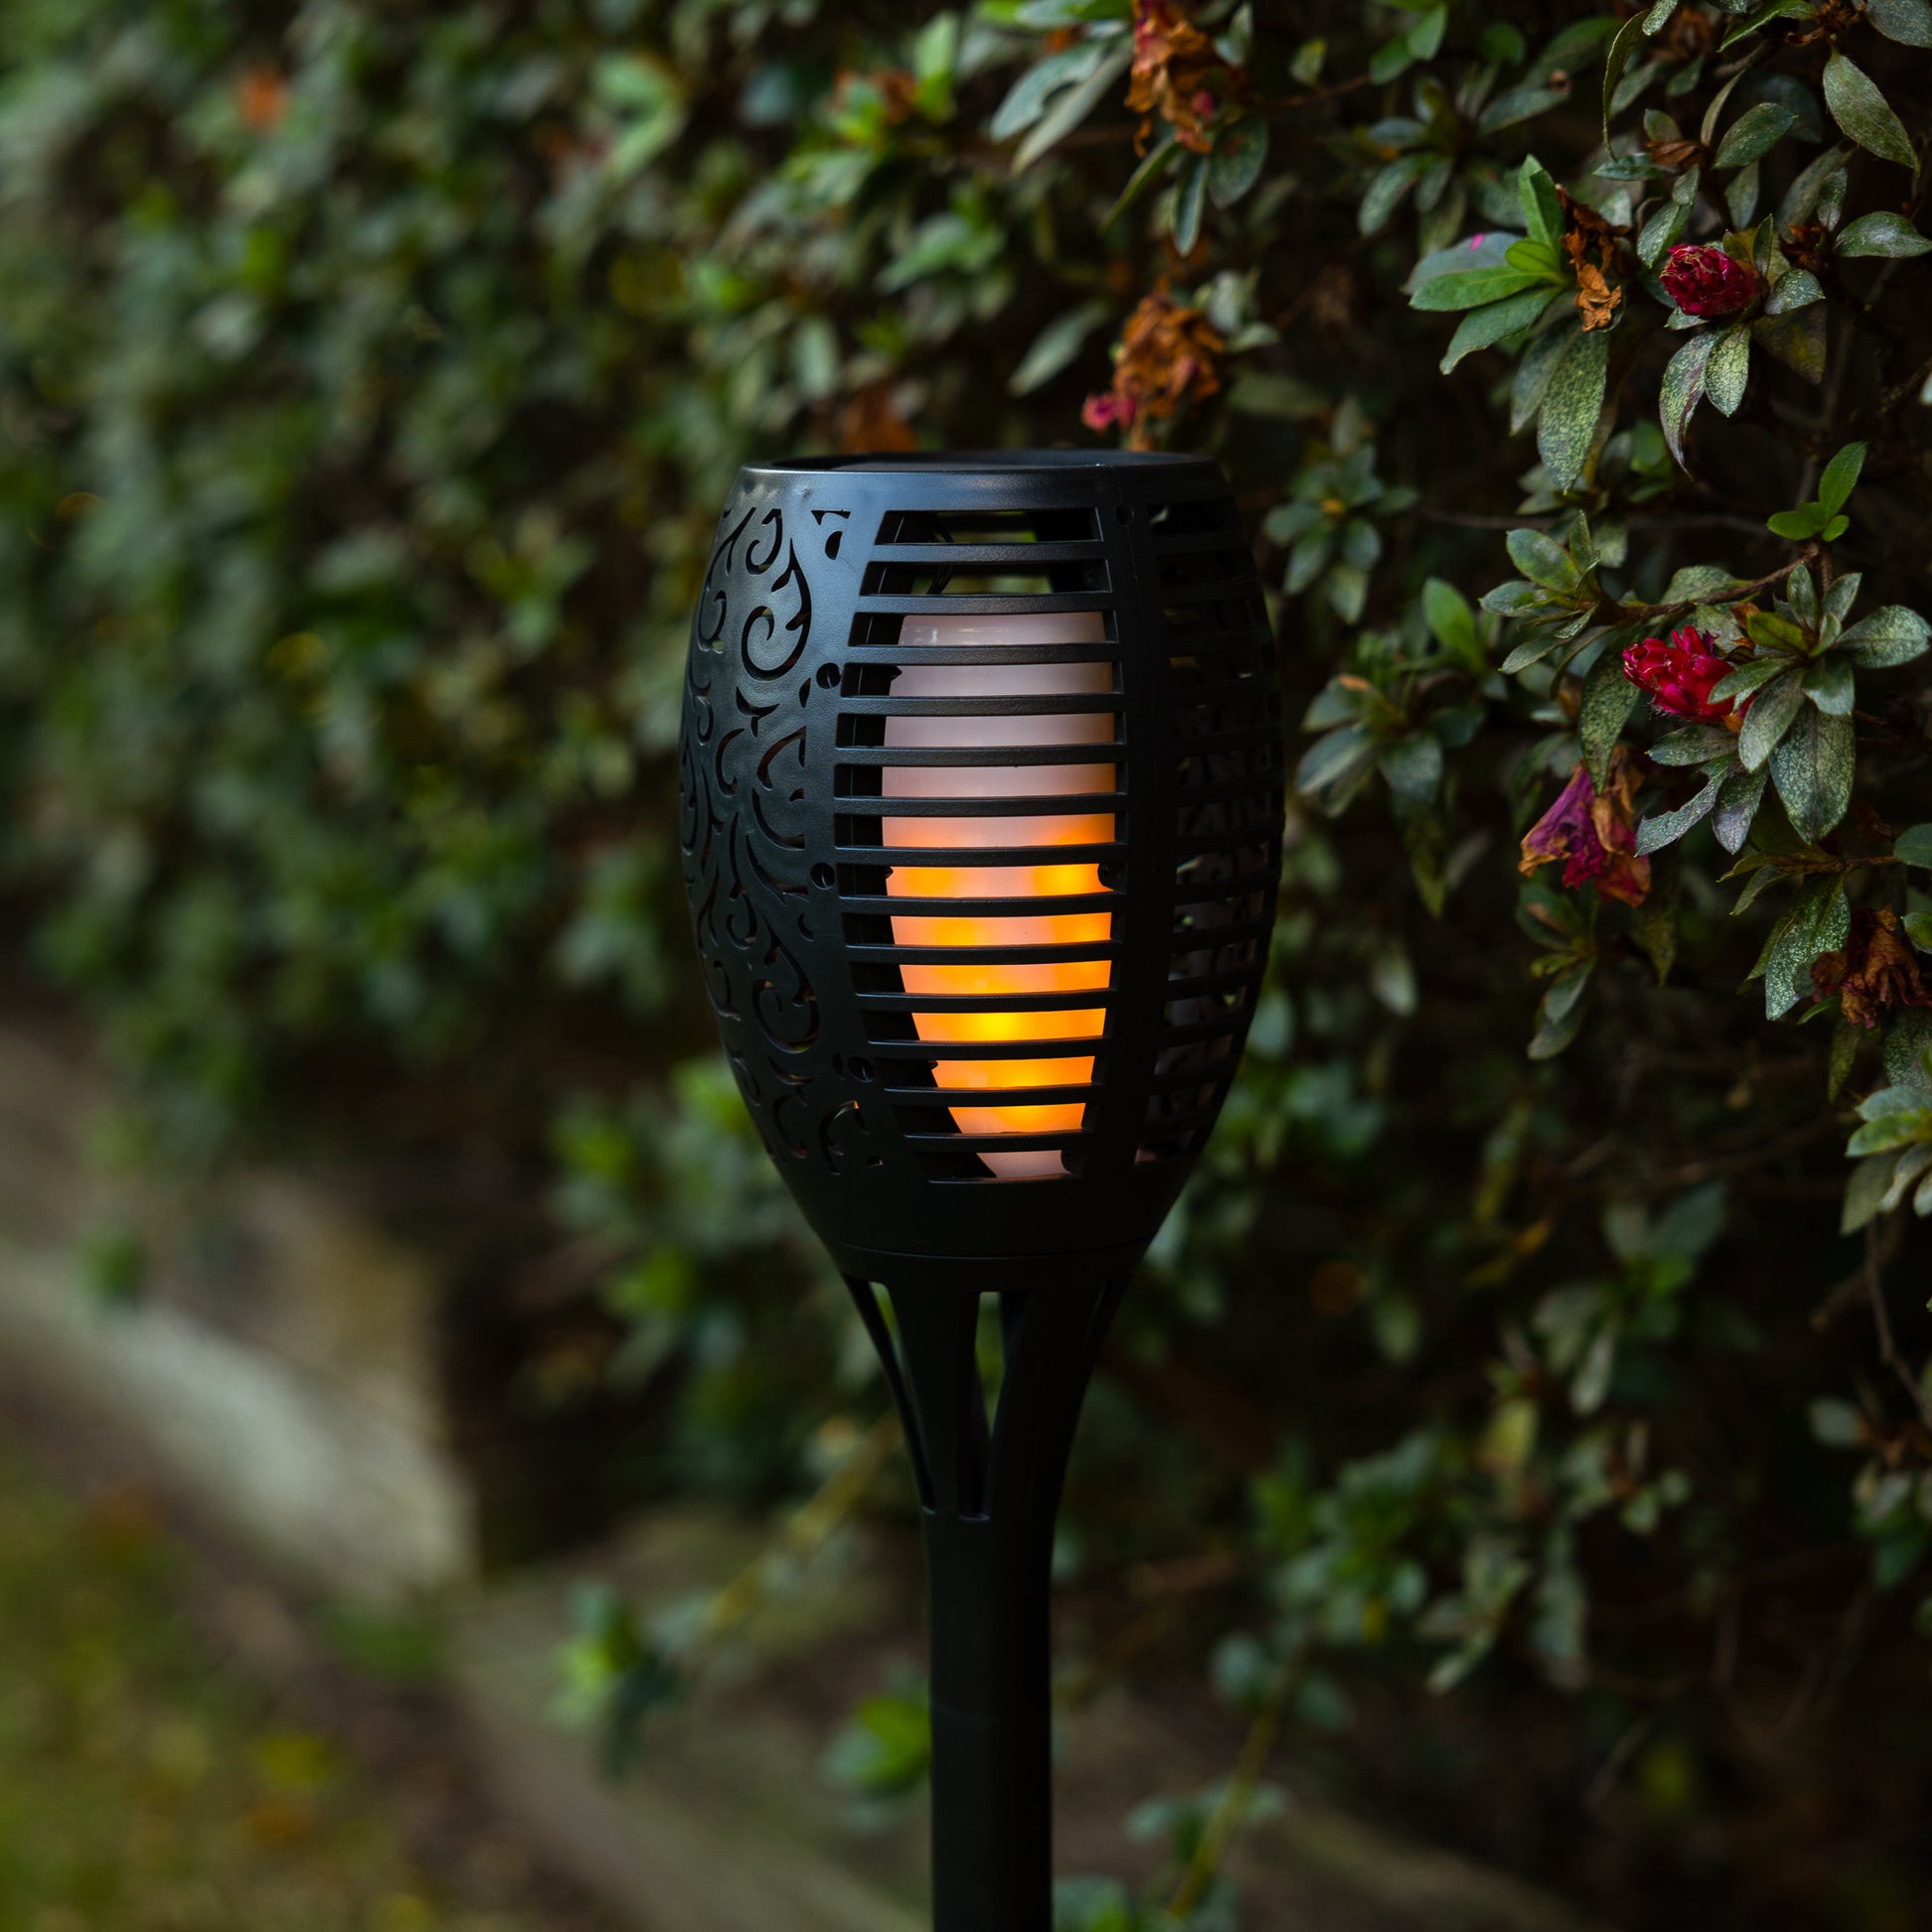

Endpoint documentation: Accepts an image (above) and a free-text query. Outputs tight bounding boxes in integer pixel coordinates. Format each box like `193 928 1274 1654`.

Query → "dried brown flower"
1127 0 1238 155
1084 284 1225 449
235 65 290 134
1811 907 1931 1030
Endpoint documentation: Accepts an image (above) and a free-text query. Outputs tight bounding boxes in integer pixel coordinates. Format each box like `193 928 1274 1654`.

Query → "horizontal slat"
1151 1062 1233 1093
1158 628 1271 653
849 939 1117 966
1148 529 1244 556
1165 964 1263 998
841 693 1119 717
870 540 1106 565
840 890 1117 917
1170 916 1275 948
1174 778 1286 808
859 990 1114 1015
888 1083 1099 1108
839 744 1127 767
1171 865 1282 902
902 1127 1092 1152
842 644 1119 666
858 592 1116 617
1154 1016 1251 1047
838 792 1126 818
1176 724 1284 755
873 1036 1106 1061
837 841 1124 868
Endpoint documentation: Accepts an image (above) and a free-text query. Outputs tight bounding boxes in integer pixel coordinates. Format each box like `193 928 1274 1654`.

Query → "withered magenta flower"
1518 752 1651 907
1623 626 1742 724
1660 244 1759 320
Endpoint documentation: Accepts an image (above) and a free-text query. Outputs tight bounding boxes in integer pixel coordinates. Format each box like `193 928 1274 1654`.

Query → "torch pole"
846 1273 1126 1932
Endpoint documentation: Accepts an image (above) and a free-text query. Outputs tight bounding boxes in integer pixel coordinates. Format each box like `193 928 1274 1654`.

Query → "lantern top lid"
748 448 1211 477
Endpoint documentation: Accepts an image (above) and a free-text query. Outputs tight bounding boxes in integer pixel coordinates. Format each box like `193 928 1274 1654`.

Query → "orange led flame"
884 613 1115 1178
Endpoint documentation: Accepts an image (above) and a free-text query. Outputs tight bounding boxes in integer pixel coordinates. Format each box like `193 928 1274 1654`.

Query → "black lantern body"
678 451 1283 1932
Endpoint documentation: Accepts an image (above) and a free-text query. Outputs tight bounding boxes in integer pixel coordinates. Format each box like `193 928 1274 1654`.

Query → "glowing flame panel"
883 612 1116 1178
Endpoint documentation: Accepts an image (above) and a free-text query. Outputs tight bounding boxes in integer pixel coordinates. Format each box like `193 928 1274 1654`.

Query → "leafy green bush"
5 0 1932 1922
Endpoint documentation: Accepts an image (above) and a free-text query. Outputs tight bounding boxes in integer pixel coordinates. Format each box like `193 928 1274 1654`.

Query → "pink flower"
1660 244 1759 320
1623 626 1744 724
1518 754 1651 906
1081 391 1140 432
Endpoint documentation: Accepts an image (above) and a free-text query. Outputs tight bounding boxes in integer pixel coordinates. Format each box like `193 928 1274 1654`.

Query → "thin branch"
1164 1663 1291 1921
1863 1214 1932 1435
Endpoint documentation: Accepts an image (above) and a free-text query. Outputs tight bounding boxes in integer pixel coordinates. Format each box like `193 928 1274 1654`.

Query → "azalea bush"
4 0 1932 1924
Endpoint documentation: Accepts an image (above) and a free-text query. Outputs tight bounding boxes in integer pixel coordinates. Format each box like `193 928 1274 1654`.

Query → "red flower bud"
1623 626 1742 724
1660 244 1759 320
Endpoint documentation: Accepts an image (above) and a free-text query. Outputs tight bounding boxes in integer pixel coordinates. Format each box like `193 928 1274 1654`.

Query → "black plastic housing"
677 451 1284 1289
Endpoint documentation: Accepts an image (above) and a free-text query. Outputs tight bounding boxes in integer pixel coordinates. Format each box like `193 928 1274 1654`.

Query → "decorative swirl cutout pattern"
679 487 841 1168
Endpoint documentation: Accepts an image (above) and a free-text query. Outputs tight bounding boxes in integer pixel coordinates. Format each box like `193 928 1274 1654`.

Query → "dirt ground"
0 1429 620 1932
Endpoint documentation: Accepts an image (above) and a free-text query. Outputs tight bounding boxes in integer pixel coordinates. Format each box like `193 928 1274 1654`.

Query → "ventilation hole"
817 662 842 687
811 863 835 889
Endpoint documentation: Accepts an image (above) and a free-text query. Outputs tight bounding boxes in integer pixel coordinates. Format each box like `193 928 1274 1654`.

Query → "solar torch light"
677 451 1284 1932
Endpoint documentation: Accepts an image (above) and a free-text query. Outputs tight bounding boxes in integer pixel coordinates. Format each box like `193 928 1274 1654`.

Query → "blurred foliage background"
3 0 1932 1926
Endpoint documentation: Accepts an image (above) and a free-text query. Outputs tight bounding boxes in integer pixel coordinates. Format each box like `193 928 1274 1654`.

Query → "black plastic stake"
849 1275 1124 1932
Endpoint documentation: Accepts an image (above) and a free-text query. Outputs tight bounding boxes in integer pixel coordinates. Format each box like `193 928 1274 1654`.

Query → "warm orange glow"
884 613 1115 1178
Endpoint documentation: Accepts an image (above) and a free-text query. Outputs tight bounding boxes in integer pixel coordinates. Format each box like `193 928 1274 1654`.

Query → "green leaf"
1845 1151 1904 1232
1822 52 1919 172
1530 962 1593 1060
1709 655 1791 708
1102 132 1181 231
1659 329 1718 468
1009 301 1111 395
1838 211 1932 258
1602 14 1649 148
1849 1106 1932 1156
1896 824 1932 870
1636 767 1725 854
1013 40 1133 171
1706 323 1752 417
1297 724 1377 796
1440 287 1562 373
1769 707 1856 843
1764 269 1824 315
1506 527 1580 590
1802 656 1855 715
1714 101 1797 170
1518 158 1565 253
1499 628 1571 673
1412 265 1549 312
1736 669 1805 770
1423 578 1481 665
1209 116 1270 208
1649 724 1740 765
1539 327 1609 492
1638 198 1690 268
1171 151 1208 256
1752 305 1827 382
1581 649 1641 791
1380 733 1445 801
1867 0 1932 43
1766 505 1827 540
1511 321 1580 433
1753 875 1850 1020
1818 441 1867 515
1713 762 1769 854
991 43 1105 140
1839 606 1932 668
1781 143 1855 227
